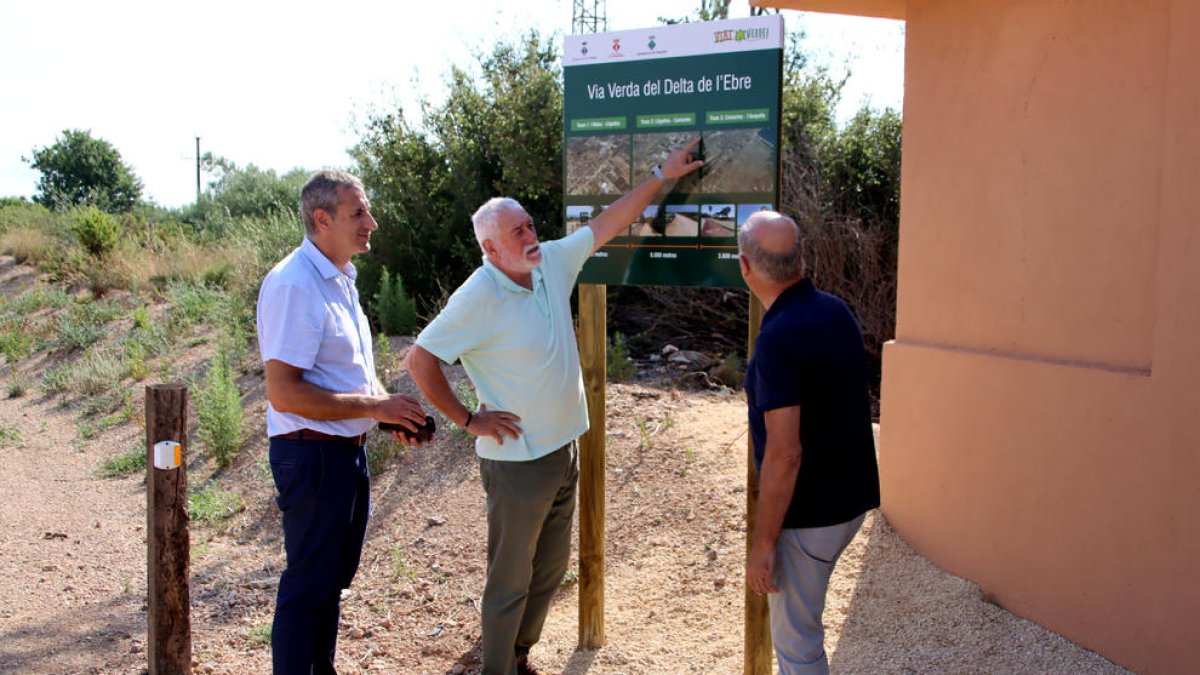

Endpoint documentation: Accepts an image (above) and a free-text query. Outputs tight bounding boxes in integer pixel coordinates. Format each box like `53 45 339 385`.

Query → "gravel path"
0 261 1134 674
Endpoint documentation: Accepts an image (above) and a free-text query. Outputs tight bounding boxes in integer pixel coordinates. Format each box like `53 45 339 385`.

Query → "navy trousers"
269 437 371 675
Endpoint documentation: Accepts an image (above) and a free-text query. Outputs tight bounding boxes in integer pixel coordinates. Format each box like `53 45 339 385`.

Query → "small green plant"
374 333 399 386
131 305 152 330
0 424 20 447
0 328 32 362
70 206 121 258
166 281 227 330
82 389 122 417
388 543 416 580
367 433 402 476
79 412 124 440
196 350 244 467
453 379 479 439
7 373 29 398
661 410 674 431
560 565 580 588
5 287 70 315
188 483 244 524
607 332 635 381
40 364 72 395
636 415 653 449
247 622 272 646
96 446 146 478
73 348 125 396
681 446 695 477
373 267 418 336
47 309 105 353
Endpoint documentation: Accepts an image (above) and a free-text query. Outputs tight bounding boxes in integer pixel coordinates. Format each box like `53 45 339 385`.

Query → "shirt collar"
764 277 815 322
300 237 356 281
482 256 543 294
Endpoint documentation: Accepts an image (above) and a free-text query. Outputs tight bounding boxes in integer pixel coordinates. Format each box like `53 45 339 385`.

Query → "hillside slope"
0 255 1127 674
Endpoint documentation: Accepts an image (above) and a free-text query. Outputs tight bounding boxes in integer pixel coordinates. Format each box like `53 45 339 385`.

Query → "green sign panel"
562 15 784 288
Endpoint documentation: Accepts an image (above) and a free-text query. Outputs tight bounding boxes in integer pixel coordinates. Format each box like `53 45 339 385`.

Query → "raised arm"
587 137 705 252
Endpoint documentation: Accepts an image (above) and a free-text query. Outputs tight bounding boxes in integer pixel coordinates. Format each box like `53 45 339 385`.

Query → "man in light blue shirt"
258 170 428 674
405 140 702 675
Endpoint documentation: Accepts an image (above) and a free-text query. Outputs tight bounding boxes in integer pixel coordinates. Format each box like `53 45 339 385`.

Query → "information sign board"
563 15 784 287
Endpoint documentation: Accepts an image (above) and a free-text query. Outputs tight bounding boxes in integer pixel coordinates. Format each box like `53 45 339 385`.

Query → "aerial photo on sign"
563 14 784 288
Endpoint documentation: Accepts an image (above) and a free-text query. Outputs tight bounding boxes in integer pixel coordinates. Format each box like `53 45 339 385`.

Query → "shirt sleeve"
257 279 324 370
749 329 806 413
542 227 595 290
415 278 487 365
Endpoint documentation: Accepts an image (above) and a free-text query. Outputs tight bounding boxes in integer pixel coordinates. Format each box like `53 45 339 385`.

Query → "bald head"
738 211 804 283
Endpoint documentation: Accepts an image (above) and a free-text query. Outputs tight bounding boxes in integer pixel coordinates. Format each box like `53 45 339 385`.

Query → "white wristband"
651 164 666 182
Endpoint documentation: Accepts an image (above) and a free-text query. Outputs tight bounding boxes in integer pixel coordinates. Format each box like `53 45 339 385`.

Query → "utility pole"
572 0 606 34
194 137 201 204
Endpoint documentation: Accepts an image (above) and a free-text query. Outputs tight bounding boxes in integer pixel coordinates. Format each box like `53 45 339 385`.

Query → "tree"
194 153 309 220
26 129 143 212
352 31 563 318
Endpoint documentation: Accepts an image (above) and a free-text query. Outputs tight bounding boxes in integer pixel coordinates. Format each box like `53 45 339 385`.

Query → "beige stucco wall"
754 0 1199 672
881 1 1200 673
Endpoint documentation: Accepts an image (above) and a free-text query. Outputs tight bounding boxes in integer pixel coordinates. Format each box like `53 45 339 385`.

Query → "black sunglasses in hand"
379 416 436 443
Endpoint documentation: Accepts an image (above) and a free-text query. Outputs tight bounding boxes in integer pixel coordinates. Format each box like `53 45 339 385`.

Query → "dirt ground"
0 257 1130 674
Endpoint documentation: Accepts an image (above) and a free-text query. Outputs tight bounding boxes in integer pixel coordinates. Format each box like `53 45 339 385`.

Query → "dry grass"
0 227 55 265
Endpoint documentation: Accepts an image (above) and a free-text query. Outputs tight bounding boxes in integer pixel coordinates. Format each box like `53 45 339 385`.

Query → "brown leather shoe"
516 655 545 675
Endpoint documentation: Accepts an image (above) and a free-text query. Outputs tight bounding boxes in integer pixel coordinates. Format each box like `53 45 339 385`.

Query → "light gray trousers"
768 513 866 675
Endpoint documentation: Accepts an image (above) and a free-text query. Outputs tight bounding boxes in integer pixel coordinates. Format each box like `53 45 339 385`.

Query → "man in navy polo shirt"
738 211 880 675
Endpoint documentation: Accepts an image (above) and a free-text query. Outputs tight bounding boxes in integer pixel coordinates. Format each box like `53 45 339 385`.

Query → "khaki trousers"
479 442 578 675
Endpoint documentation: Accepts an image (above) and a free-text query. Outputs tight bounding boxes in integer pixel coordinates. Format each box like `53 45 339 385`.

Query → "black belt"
272 429 367 445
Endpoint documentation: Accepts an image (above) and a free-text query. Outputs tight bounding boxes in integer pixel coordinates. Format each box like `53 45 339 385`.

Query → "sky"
0 1 903 208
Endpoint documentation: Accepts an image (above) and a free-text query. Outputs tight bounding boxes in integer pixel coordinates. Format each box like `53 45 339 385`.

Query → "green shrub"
166 281 227 330
607 332 635 382
40 364 72 395
0 328 32 362
70 206 121 257
73 348 125 396
5 287 71 315
44 299 121 353
247 623 272 646
196 350 244 467
452 379 479 439
7 374 30 398
374 333 399 386
96 445 146 478
373 267 418 336
367 434 402 476
188 483 244 523
132 305 152 330
0 424 20 447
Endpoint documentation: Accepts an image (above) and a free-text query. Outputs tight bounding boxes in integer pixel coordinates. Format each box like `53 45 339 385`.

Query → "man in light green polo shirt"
404 139 702 675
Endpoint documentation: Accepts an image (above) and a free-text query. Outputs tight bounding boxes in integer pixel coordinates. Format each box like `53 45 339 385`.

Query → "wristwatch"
651 164 666 181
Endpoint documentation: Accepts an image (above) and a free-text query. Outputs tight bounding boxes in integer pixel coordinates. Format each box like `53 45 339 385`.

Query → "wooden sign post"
743 295 770 674
145 384 191 674
577 283 607 649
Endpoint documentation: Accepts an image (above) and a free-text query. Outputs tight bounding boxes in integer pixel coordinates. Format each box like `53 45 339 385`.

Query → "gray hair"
300 170 365 234
471 197 524 252
738 212 804 283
